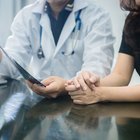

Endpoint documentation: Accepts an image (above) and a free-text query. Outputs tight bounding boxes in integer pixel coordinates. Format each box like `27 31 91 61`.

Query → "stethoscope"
37 9 82 59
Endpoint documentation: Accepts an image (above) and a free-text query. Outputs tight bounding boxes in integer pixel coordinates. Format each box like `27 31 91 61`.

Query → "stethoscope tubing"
37 9 82 58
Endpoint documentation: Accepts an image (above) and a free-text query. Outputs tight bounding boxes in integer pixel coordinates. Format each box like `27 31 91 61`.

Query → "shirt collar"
45 0 74 13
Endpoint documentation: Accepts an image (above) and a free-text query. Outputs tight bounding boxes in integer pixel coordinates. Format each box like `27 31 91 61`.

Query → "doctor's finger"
76 75 88 91
73 77 81 89
65 84 77 92
31 84 53 98
31 84 47 93
65 79 73 85
33 90 51 98
42 79 54 86
89 73 100 84
81 72 94 88
44 83 59 93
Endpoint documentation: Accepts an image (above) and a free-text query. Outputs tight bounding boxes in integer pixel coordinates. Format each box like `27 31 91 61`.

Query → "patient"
65 0 140 105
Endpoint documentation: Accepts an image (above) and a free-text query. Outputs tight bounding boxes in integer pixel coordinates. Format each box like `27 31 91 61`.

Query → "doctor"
0 0 114 98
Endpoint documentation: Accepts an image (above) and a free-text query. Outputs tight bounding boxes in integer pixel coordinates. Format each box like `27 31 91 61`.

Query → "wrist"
95 86 107 102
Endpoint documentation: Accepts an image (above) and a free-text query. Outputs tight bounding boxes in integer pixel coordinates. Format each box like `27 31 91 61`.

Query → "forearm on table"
100 72 131 87
97 85 140 102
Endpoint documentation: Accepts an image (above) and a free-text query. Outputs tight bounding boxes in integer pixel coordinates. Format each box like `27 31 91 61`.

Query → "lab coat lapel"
53 12 76 57
39 13 55 46
39 13 56 58
53 0 88 57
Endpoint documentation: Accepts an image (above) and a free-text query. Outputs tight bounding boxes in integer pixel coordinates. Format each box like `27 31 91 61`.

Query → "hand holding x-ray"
0 46 45 87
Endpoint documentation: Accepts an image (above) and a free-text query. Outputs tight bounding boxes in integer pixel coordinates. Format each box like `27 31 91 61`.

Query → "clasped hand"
65 71 101 105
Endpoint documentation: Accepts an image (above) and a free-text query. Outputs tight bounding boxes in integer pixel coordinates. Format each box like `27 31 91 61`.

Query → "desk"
0 80 140 140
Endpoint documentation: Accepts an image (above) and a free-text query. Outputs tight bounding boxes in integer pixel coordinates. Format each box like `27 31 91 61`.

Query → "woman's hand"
68 86 102 105
65 71 100 92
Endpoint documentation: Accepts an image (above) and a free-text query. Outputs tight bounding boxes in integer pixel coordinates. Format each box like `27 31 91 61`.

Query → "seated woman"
65 0 140 105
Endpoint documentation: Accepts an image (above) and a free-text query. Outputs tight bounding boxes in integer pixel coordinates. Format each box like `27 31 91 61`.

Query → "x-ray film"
0 46 45 87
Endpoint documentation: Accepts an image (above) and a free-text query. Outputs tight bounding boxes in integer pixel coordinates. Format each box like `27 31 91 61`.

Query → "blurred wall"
96 0 126 57
0 0 35 46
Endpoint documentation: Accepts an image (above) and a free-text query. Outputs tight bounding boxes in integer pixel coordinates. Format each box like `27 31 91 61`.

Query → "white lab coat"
0 0 115 80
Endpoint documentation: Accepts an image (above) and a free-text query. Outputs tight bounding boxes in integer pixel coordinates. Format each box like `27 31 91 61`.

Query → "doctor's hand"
68 86 102 105
65 71 100 92
27 76 67 98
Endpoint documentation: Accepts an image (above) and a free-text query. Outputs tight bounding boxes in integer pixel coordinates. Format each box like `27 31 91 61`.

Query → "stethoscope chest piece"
37 47 45 59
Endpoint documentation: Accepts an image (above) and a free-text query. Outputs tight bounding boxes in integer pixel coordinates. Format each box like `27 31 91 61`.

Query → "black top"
119 34 140 75
45 0 74 45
